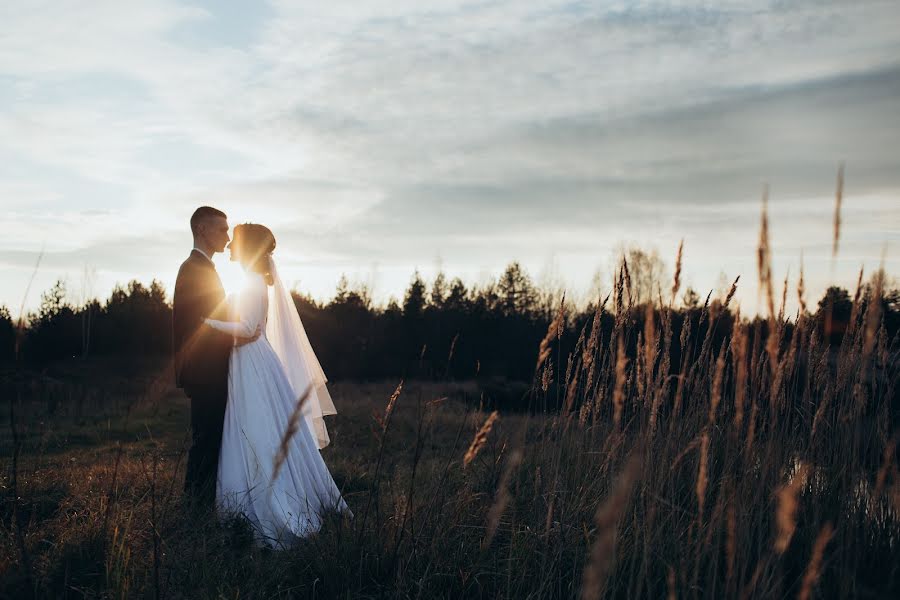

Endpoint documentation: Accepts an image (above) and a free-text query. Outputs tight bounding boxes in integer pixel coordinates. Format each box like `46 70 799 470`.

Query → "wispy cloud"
1 0 898 314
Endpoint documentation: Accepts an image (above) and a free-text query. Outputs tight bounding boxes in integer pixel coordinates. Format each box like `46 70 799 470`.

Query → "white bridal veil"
265 257 336 449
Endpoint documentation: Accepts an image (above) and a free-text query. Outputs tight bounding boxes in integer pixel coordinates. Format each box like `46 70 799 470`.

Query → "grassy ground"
0 366 511 599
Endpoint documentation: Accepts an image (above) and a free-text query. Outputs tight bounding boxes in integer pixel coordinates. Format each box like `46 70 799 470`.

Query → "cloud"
1 0 899 315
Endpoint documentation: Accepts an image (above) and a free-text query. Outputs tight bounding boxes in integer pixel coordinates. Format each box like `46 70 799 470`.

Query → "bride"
202 223 349 546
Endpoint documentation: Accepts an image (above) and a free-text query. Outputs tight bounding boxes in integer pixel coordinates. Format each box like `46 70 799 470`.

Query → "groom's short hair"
190 206 227 235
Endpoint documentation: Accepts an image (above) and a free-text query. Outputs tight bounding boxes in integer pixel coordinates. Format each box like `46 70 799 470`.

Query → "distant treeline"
2 260 898 382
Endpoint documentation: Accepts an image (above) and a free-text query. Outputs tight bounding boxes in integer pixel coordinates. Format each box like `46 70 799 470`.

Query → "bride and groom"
173 206 349 547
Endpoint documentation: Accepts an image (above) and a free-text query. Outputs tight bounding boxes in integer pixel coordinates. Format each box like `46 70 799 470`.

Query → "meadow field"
2 242 898 599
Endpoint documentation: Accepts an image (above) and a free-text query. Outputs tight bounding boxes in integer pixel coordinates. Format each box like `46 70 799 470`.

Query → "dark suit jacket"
173 250 232 397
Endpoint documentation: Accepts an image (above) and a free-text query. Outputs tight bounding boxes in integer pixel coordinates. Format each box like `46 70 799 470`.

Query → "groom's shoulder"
177 255 194 275
176 253 204 281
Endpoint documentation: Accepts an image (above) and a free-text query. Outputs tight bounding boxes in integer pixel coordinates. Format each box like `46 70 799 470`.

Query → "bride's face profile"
227 242 256 270
226 238 240 264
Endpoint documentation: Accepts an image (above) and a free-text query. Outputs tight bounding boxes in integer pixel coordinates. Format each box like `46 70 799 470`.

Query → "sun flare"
215 258 249 298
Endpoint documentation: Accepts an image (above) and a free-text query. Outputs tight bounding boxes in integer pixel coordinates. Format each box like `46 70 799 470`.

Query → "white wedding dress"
205 266 349 547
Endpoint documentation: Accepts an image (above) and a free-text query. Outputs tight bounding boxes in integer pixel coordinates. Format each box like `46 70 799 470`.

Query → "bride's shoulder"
246 271 267 290
234 272 265 296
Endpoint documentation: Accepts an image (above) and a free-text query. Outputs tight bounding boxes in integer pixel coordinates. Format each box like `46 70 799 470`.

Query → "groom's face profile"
200 216 230 254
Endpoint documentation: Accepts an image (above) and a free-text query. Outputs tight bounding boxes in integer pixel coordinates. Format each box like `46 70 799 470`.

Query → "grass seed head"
798 523 835 600
671 239 684 306
832 163 844 258
273 383 313 483
774 462 809 554
464 410 499 468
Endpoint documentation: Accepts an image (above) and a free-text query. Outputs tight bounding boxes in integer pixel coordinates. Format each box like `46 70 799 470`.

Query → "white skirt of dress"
216 335 349 547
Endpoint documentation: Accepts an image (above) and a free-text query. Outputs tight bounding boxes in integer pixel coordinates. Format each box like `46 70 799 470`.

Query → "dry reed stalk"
543 493 555 538
740 563 765 600
778 270 789 323
672 373 685 422
726 501 737 586
635 332 645 401
564 327 584 381
541 360 553 393
582 296 607 393
650 309 673 436
811 382 830 440
644 302 657 384
670 436 701 471
667 566 677 600
850 265 865 323
583 306 601 367
615 267 625 316
482 447 523 549
672 313 692 417
774 462 809 553
427 396 448 407
852 266 865 301
703 482 728 549
648 388 661 437
563 333 583 416
723 275 740 311
709 342 727 425
832 163 844 258
372 380 404 432
784 315 803 379
591 385 607 424
272 383 313 483
745 399 758 461
613 337 628 428
578 395 593 426
446 333 459 376
671 240 683 307
757 188 781 381
464 410 499 468
696 433 710 523
797 522 834 600
798 254 807 314
580 452 641 600
622 256 633 309
766 324 780 386
757 187 774 319
564 368 580 415
770 352 786 413
876 322 888 366
385 380 403 426
862 267 884 363
873 434 897 501
536 295 566 373
731 316 747 433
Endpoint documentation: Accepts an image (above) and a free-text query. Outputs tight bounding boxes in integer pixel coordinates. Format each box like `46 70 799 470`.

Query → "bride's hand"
233 325 262 347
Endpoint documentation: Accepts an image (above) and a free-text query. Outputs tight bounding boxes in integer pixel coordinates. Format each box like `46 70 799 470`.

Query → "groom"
173 206 256 510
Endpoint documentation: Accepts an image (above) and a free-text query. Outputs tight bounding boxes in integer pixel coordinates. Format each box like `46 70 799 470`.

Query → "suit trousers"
184 386 227 511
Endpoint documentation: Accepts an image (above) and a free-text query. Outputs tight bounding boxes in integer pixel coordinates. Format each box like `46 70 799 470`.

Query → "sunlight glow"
215 257 249 299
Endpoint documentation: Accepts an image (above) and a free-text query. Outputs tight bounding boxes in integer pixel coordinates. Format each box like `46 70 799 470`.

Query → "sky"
2 0 899 317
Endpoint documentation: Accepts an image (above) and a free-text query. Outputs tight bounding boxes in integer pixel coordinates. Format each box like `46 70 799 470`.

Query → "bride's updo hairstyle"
232 223 276 286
